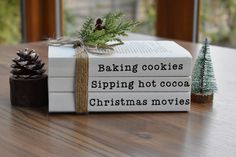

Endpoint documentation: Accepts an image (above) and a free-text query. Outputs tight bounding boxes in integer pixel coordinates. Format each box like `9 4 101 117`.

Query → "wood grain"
156 0 199 42
0 34 236 157
25 0 58 42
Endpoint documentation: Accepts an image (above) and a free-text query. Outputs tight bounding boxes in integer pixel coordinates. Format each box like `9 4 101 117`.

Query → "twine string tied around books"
48 38 90 113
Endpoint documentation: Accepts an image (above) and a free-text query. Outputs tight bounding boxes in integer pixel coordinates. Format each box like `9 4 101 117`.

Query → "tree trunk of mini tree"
9 75 48 107
191 93 213 103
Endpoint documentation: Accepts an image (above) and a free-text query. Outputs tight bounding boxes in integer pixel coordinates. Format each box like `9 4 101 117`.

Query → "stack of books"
48 41 192 112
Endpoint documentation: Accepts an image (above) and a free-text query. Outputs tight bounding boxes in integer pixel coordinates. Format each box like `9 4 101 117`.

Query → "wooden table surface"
0 34 236 157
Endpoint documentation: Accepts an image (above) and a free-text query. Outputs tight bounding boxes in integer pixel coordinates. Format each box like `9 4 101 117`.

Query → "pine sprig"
78 11 139 49
78 18 95 40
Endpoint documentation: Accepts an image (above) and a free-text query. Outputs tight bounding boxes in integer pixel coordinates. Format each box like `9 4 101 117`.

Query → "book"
48 76 191 92
49 92 190 112
48 40 192 113
48 41 192 77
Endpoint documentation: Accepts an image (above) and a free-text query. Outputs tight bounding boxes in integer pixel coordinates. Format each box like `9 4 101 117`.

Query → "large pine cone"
11 48 45 79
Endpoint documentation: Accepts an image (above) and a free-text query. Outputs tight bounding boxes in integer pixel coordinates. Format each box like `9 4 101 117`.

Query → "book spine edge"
49 92 190 112
48 77 191 92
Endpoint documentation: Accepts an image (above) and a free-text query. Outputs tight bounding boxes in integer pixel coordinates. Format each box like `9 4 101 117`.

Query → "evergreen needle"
78 11 139 49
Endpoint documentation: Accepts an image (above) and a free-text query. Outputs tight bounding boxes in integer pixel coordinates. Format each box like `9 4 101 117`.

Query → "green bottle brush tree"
191 38 217 103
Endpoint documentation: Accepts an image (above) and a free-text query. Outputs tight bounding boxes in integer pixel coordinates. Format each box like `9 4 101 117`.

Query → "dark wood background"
23 0 198 42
